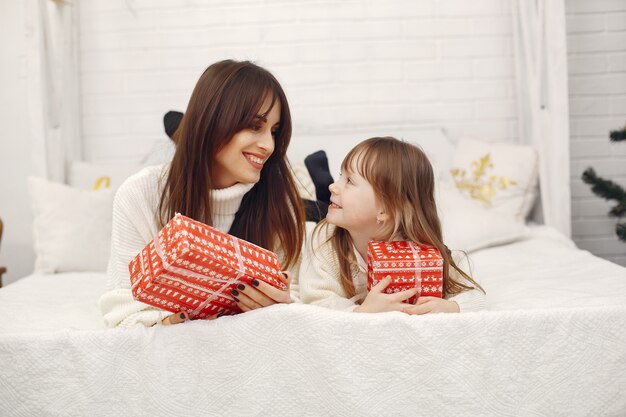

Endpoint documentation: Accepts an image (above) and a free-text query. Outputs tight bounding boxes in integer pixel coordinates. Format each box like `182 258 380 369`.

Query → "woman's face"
213 96 280 189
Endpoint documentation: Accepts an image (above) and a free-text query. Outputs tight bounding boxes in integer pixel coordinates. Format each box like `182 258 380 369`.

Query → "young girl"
299 137 485 314
99 60 306 327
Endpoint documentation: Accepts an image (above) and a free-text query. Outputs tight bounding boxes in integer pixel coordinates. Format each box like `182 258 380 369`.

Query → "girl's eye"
250 124 262 132
346 177 353 185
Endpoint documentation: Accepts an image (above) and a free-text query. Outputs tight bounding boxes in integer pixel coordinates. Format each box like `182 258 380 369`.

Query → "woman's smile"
243 152 266 170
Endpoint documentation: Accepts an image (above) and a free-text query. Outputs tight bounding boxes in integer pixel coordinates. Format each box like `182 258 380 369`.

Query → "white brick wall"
77 0 518 167
76 0 626 268
567 0 626 266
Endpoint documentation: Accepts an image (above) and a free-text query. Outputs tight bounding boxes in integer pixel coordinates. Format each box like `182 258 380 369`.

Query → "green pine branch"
617 223 626 243
583 123 626 243
610 126 626 142
581 168 626 218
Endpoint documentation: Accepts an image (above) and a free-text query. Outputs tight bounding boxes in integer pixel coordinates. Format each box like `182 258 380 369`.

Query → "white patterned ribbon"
189 234 246 317
152 230 247 318
407 242 422 303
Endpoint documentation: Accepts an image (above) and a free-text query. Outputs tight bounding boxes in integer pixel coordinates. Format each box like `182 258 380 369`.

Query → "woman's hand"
354 276 419 313
402 297 460 315
232 271 292 312
162 311 190 325
160 310 220 325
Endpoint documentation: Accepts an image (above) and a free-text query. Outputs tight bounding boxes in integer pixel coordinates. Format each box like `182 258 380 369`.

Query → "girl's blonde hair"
315 136 484 298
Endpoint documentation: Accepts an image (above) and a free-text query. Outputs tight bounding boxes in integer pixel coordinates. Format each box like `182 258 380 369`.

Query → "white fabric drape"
512 0 571 237
26 0 81 182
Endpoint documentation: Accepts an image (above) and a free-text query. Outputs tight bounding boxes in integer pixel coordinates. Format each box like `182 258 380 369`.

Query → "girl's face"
326 158 383 236
213 96 280 189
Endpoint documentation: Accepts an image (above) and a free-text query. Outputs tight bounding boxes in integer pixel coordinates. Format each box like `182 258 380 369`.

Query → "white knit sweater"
98 164 300 328
299 223 486 312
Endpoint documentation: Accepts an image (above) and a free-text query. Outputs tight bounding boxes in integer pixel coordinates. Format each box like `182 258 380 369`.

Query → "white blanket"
2 225 626 416
1 304 625 416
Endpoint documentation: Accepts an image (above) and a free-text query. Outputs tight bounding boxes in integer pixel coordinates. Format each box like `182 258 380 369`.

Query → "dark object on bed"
0 218 6 288
303 199 328 223
163 111 334 223
304 150 334 205
164 111 184 140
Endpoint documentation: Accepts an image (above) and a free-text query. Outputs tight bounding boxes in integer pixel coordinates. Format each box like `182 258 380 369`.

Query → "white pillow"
68 161 145 191
28 177 114 273
450 137 539 221
437 181 528 252
291 163 316 201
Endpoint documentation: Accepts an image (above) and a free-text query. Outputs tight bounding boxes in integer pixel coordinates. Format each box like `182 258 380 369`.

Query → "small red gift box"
129 213 285 319
367 241 443 304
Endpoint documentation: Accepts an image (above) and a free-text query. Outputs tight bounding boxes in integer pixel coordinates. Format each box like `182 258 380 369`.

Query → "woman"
99 60 306 327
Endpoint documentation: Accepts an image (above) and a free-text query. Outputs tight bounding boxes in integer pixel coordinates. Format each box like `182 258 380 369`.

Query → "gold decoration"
450 154 517 206
93 176 111 191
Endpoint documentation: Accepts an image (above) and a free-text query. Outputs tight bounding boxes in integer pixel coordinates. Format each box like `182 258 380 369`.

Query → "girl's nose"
328 182 338 194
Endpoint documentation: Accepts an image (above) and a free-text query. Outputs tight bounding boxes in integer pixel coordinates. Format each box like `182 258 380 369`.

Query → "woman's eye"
250 124 262 132
271 130 278 138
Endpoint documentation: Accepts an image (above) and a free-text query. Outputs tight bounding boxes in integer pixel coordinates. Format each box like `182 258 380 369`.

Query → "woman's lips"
243 152 265 170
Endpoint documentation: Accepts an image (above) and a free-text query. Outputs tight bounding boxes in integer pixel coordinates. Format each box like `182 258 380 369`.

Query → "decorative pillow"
437 181 528 252
450 137 539 221
28 177 114 273
68 161 145 191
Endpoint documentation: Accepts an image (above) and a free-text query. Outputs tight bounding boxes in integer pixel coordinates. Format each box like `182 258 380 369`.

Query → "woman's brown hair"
159 60 305 268
315 137 484 298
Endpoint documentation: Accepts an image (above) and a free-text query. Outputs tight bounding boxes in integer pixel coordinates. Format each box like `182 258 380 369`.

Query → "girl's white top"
299 223 486 312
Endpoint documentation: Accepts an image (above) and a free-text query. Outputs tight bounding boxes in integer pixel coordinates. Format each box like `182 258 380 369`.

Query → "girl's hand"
402 297 460 315
355 276 419 313
233 271 292 312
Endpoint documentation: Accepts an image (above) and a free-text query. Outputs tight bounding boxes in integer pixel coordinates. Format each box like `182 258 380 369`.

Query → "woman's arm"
98 178 174 327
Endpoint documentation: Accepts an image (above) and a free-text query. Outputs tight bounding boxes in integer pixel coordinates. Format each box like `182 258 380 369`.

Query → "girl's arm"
299 231 360 311
403 251 486 315
299 228 419 313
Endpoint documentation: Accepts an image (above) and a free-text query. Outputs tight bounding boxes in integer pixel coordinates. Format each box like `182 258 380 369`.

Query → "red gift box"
367 241 443 304
129 213 285 319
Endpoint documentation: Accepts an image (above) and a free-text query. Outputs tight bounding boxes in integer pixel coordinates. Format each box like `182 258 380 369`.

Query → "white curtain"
26 0 81 182
512 0 572 237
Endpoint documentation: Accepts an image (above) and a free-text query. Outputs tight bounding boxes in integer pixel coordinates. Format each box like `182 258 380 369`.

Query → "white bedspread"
472 225 626 310
1 226 626 416
1 304 625 416
0 272 106 332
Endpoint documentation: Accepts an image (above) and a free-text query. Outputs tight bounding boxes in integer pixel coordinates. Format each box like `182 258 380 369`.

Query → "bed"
1 130 626 416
